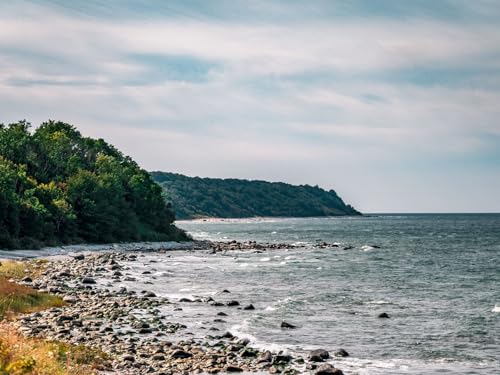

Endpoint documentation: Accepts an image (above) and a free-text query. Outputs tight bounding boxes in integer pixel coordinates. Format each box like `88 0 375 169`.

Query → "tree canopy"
0 120 187 249
151 172 361 219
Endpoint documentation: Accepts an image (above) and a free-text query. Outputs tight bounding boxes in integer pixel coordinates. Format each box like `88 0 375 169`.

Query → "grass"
0 259 110 374
0 259 47 281
0 278 64 320
0 324 109 375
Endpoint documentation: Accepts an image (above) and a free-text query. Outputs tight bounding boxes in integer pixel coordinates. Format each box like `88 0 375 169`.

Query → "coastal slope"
151 171 361 219
0 120 187 249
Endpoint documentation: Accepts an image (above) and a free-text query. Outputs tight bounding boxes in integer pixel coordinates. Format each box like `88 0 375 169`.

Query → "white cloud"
0 3 499 212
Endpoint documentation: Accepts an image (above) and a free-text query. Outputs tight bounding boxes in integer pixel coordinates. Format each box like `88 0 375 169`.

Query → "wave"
492 304 500 313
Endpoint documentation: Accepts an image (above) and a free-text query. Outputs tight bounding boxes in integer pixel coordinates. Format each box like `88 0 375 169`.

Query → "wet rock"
243 304 255 310
314 364 344 375
225 365 243 372
179 298 194 303
81 277 96 284
334 349 349 357
144 291 156 298
257 351 273 363
22 276 32 283
308 349 329 362
226 300 240 307
280 321 297 329
171 349 192 359
378 312 390 318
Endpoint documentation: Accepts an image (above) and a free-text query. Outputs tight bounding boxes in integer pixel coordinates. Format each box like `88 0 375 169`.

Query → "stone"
226 300 240 307
73 254 85 261
257 350 273 363
243 304 255 310
280 321 297 329
308 349 330 362
225 365 243 372
314 364 344 375
82 277 96 284
334 349 349 357
22 276 32 283
378 312 390 318
171 349 192 359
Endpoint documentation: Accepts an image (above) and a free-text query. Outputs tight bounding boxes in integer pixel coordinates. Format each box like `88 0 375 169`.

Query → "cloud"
0 1 500 212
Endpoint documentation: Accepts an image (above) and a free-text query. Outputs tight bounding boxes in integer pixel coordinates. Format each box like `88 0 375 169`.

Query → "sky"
1 0 499 213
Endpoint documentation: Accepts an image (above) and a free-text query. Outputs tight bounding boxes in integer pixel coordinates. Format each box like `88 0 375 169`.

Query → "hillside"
151 172 361 219
0 121 187 249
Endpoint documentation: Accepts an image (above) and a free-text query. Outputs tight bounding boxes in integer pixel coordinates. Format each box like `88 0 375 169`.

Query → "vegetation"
0 324 109 375
0 120 188 249
151 172 361 219
0 260 107 374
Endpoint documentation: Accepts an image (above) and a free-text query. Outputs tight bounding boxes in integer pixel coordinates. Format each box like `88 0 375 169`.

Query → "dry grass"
0 259 47 281
0 324 109 375
0 278 64 320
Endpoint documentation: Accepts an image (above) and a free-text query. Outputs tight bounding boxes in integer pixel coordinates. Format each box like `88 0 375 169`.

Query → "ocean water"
168 214 500 374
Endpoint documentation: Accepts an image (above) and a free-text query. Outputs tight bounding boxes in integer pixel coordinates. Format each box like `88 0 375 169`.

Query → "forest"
0 121 187 249
151 172 361 219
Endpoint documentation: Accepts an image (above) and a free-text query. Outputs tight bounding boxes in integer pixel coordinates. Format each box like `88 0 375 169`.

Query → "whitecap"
361 245 375 252
367 300 390 305
260 257 271 262
492 304 500 313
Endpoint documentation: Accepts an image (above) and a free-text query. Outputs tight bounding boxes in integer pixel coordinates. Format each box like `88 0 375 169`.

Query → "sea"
3 214 500 374
171 214 500 374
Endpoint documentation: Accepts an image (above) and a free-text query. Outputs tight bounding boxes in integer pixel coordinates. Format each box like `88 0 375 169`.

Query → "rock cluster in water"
12 250 346 374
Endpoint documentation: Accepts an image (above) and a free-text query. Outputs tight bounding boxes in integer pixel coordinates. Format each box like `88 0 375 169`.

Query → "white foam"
367 300 390 305
361 245 376 252
260 257 271 262
492 304 500 313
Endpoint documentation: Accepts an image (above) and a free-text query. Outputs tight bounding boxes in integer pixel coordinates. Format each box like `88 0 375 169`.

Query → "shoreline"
1 241 347 374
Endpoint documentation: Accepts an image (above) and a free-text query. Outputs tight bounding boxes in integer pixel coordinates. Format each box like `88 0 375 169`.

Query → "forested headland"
151 172 361 219
0 121 187 249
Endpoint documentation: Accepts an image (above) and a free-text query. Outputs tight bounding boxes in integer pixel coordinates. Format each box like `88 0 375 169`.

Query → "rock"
122 354 135 362
73 254 85 261
308 349 330 362
273 354 292 364
334 349 349 357
280 321 297 329
221 289 231 293
243 304 255 310
226 300 240 307
225 365 243 372
179 298 194 303
81 277 96 284
22 276 32 283
220 331 234 339
314 364 344 375
144 291 156 298
257 350 272 363
62 296 77 304
378 312 390 318
217 312 228 316
171 349 192 359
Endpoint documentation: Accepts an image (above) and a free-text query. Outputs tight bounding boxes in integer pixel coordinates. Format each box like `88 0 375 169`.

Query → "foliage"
0 120 188 249
0 324 108 374
151 172 361 219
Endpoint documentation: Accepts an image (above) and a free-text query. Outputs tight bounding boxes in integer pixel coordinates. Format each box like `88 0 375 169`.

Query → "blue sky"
1 0 499 212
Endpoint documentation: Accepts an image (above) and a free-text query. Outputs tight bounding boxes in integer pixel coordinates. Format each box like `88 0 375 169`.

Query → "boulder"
334 349 349 357
308 349 330 362
280 321 297 329
314 364 344 375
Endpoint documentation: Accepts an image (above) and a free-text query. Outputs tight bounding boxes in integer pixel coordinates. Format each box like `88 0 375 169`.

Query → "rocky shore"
6 241 348 374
